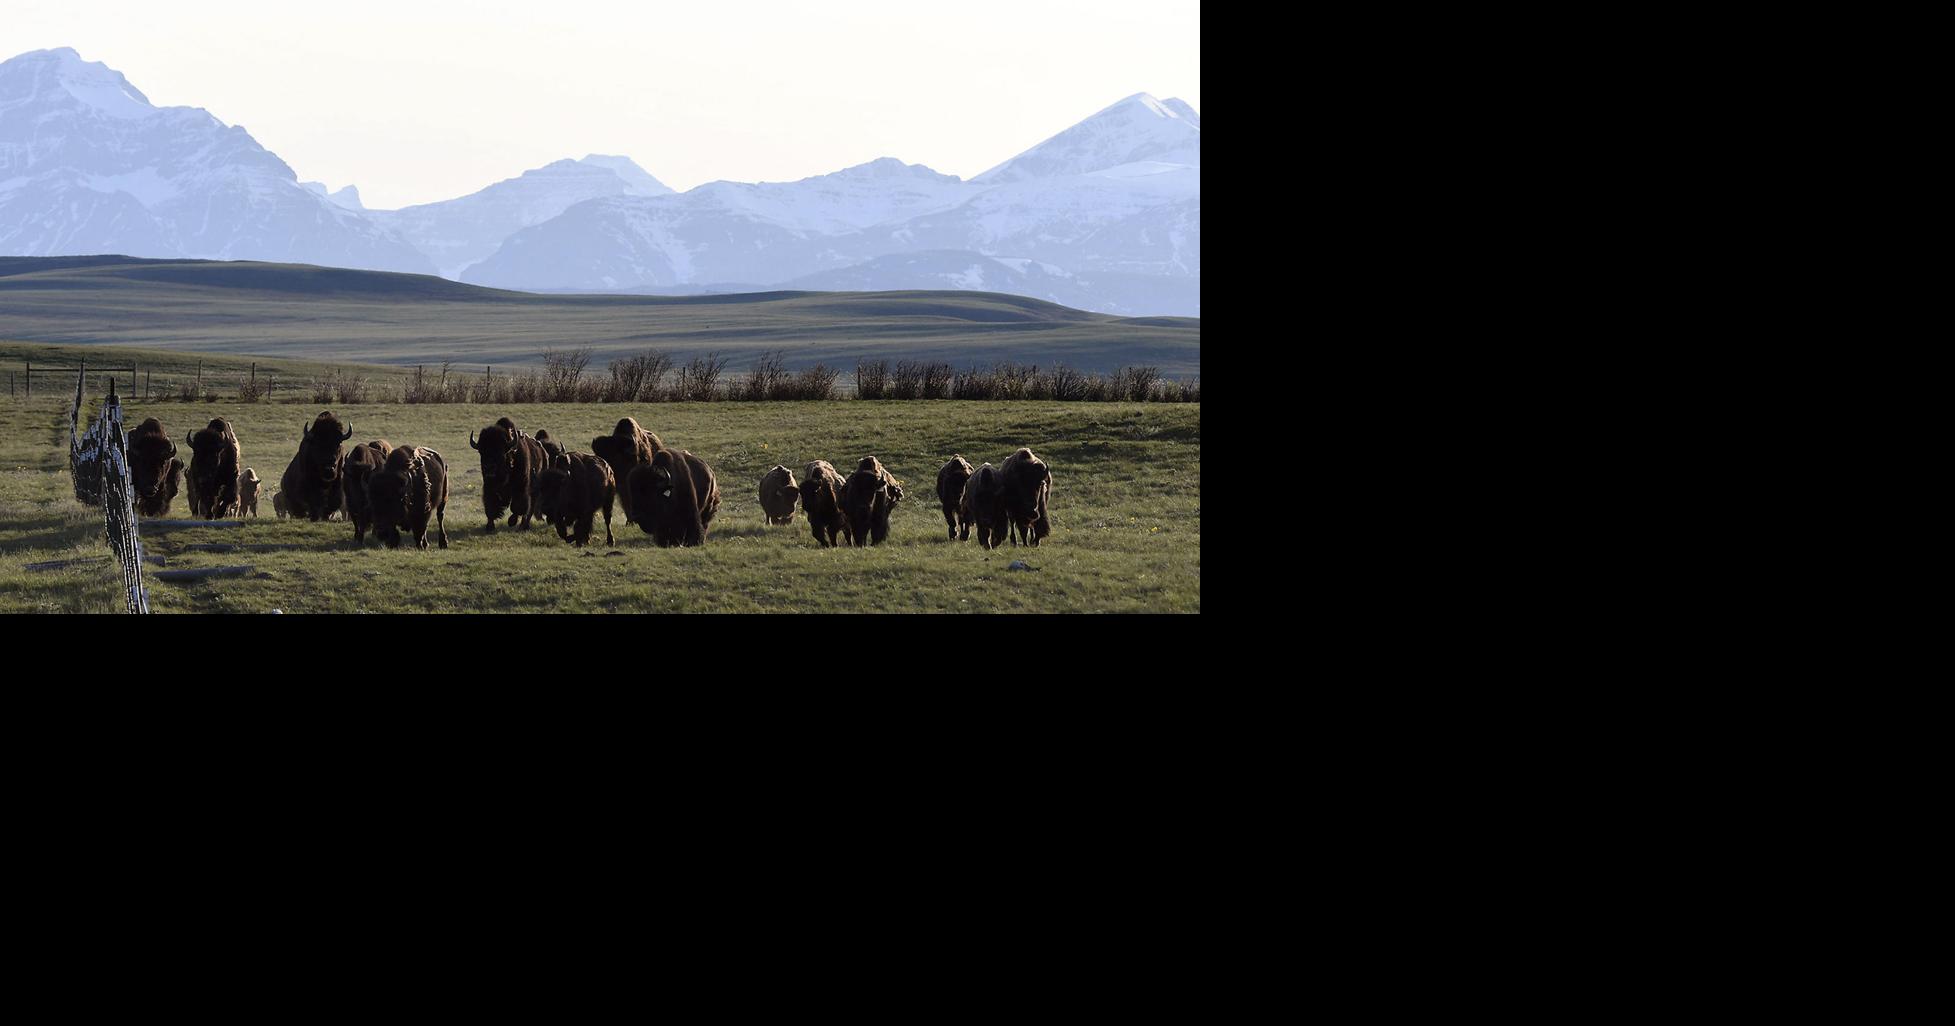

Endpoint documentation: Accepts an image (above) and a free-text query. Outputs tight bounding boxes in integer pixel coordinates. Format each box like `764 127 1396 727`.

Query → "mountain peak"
577 154 674 196
827 157 961 183
2 47 155 119
972 91 1202 185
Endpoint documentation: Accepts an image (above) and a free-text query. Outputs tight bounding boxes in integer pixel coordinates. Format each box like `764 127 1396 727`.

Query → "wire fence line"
68 365 150 614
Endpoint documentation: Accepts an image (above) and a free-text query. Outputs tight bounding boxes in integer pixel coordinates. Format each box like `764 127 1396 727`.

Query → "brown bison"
999 447 1052 546
125 417 184 518
959 463 1008 550
534 429 565 462
842 456 904 546
279 411 352 521
185 418 242 519
470 417 549 531
590 417 662 522
628 448 719 547
935 455 974 540
799 460 848 547
238 469 263 516
758 465 800 525
537 451 617 548
366 445 450 549
340 440 395 544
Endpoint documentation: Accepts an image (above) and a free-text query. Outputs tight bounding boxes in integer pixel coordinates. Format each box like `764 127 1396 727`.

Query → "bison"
758 465 800 525
340 440 395 544
125 417 184 518
999 447 1052 546
185 418 242 519
238 469 263 517
366 445 450 549
936 455 974 540
537 451 617 548
470 417 548 531
279 411 352 521
628 448 719 548
959 463 1008 550
591 417 662 523
799 460 848 547
534 429 565 462
841 456 904 546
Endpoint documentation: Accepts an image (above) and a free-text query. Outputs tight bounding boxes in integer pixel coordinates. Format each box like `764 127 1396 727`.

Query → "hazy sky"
5 0 1201 210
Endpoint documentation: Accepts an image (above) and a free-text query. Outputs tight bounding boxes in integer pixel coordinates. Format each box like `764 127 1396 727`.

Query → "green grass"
0 257 1202 376
0 390 1200 614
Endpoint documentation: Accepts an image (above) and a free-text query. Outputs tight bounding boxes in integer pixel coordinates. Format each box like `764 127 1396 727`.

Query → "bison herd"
122 411 1053 552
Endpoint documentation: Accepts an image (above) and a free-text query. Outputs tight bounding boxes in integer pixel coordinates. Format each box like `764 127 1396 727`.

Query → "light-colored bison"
758 465 800 525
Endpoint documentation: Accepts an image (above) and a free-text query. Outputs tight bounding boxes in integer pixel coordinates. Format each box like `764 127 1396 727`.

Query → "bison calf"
367 445 449 550
842 456 903 546
628 448 719 547
758 465 800 525
238 469 263 516
936 455 974 540
537 452 617 548
960 463 1008 550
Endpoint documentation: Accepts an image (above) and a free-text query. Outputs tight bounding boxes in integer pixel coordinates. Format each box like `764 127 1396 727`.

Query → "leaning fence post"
25 360 29 398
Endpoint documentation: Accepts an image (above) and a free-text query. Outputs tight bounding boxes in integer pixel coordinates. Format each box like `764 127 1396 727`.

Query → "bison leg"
436 503 448 549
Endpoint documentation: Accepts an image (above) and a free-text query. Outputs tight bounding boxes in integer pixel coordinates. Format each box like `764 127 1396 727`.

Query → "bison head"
842 469 890 545
365 460 415 549
472 420 520 484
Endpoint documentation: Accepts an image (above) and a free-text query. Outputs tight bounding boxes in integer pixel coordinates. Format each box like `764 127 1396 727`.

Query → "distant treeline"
112 348 1201 405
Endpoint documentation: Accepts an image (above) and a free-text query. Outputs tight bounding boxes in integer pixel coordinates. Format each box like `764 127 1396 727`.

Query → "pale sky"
3 0 1201 210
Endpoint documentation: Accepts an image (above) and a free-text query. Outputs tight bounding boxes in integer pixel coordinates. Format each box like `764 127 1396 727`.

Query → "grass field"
0 387 1200 613
0 257 1202 376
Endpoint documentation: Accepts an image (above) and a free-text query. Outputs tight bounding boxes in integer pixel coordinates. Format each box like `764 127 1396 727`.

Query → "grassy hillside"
0 256 1201 376
0 388 1200 613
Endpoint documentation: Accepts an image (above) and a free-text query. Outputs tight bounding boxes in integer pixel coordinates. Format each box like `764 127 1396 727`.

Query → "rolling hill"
0 256 1201 375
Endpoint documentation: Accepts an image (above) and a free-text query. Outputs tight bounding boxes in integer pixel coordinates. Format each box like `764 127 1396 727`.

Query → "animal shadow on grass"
707 522 772 540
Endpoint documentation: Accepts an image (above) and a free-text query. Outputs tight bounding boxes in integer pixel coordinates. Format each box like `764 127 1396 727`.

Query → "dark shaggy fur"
470 417 547 531
959 463 1008 550
186 418 242 519
628 448 719 548
842 456 903 546
591 417 662 523
279 411 351 522
799 460 848 547
537 452 617 548
125 418 183 518
340 440 395 544
366 445 449 550
758 465 800 525
998 447 1052 546
936 455 974 540
534 429 565 462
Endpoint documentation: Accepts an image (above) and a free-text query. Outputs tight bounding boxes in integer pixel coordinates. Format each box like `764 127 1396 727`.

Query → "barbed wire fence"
68 363 151 614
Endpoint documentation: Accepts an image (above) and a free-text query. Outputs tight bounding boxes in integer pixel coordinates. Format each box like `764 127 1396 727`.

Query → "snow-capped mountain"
972 93 1200 184
0 48 1200 315
462 96 1201 314
0 48 432 273
365 155 673 278
460 157 975 290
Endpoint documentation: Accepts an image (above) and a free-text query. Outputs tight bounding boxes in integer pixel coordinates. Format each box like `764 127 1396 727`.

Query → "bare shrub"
921 362 953 400
788 363 839 401
1045 365 1086 401
739 350 789 401
671 353 727 402
856 360 889 400
238 376 267 403
889 361 924 400
606 351 672 402
1126 366 1162 402
543 346 595 402
310 375 335 404
336 375 371 405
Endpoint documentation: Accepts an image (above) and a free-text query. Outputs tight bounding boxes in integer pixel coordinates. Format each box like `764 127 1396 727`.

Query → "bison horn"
341 424 353 441
468 431 479 450
302 420 311 437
